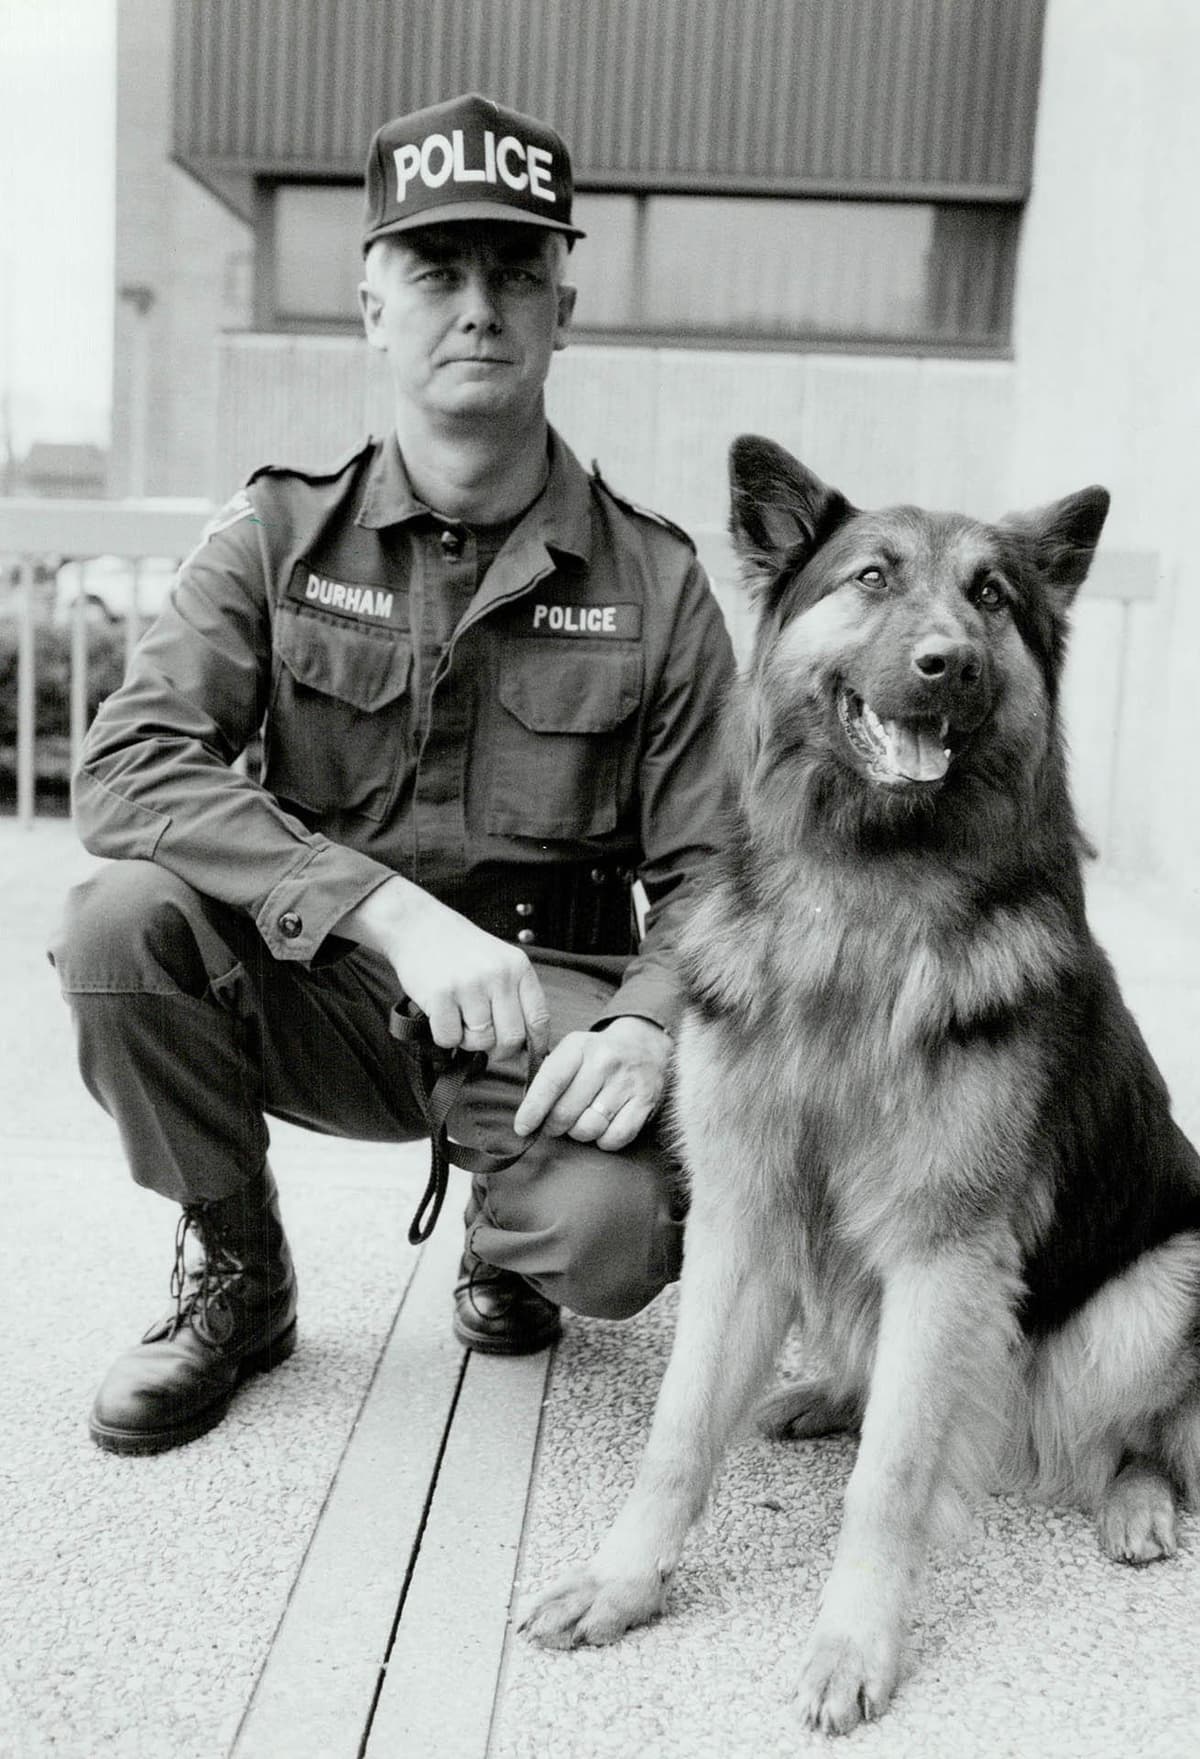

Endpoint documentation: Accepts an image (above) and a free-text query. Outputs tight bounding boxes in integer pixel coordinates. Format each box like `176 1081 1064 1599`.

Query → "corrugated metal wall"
175 0 1044 197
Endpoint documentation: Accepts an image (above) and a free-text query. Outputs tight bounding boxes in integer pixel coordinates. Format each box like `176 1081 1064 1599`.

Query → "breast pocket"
483 647 641 839
264 609 412 822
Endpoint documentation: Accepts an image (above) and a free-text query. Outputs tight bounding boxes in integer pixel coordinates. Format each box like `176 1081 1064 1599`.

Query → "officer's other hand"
513 1015 670 1151
335 877 550 1063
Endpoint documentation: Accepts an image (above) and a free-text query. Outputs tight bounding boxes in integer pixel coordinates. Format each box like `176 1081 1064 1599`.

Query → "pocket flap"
498 650 640 734
275 610 412 713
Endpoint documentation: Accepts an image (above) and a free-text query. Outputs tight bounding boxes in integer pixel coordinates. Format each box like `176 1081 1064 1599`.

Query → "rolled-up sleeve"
73 504 396 961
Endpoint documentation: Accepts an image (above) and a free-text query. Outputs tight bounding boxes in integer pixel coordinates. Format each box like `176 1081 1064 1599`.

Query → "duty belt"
437 860 638 955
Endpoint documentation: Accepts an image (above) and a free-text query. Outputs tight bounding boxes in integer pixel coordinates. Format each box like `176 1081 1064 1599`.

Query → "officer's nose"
457 268 503 334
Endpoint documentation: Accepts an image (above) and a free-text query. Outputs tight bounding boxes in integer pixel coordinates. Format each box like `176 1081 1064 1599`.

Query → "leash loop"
388 999 543 1245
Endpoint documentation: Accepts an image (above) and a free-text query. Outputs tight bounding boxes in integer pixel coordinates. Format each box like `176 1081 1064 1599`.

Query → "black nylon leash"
388 999 544 1245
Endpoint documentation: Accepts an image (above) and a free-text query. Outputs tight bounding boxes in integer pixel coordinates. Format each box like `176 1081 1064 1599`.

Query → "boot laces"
463 1251 520 1319
165 1205 240 1346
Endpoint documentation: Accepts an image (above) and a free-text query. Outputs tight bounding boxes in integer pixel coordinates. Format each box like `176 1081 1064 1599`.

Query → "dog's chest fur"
677 854 1061 1268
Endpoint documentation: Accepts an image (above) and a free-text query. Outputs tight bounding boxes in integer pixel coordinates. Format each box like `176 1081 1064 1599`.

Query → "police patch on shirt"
285 564 406 627
515 599 642 639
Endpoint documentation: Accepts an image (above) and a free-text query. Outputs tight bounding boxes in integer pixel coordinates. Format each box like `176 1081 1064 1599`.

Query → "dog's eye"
973 576 1008 611
857 567 886 590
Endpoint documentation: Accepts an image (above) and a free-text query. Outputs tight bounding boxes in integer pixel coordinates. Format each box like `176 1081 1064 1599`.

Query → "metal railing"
0 499 211 828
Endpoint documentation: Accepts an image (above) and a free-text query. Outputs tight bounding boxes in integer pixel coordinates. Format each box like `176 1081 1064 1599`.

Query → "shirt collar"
355 427 592 563
355 432 428 529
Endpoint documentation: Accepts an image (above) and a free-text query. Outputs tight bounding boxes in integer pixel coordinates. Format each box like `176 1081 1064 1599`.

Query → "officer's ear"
359 241 394 352
359 279 388 352
553 280 577 352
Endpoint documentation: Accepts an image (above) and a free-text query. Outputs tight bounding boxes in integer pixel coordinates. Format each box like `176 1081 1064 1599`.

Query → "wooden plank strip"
231 1209 466 1759
364 1347 553 1758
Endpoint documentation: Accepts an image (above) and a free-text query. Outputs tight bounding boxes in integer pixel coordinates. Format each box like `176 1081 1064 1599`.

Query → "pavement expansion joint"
359 1346 471 1754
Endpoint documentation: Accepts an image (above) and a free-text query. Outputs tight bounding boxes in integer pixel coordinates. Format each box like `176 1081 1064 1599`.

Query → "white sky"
0 0 116 456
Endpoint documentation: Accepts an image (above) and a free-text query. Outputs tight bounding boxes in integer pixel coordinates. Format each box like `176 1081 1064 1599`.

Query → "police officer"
53 93 736 1455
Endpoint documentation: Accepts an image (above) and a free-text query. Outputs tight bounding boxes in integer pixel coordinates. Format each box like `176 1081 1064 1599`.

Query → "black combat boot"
452 1244 561 1355
89 1166 298 1454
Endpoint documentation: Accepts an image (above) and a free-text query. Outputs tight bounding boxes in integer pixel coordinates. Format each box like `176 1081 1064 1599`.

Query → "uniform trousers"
50 862 687 1319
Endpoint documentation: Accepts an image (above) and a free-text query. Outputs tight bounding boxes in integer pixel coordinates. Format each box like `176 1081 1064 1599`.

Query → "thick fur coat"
524 438 1200 1733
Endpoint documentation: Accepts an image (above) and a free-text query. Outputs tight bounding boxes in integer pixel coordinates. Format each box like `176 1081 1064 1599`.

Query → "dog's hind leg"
521 1199 796 1649
1098 1456 1178 1563
797 1239 1018 1735
758 1379 862 1441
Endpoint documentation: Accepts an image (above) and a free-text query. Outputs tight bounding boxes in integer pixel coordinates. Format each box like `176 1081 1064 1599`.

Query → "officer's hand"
513 1015 671 1151
335 877 550 1063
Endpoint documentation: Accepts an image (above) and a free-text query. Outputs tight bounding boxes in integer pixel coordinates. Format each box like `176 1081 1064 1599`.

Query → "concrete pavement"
2 816 1199 1758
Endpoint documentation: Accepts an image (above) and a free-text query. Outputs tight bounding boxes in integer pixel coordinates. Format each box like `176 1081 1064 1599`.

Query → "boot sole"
451 1312 561 1356
88 1318 299 1456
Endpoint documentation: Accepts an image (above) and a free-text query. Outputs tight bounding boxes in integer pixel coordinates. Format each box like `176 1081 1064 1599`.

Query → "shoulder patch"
176 488 259 571
247 438 375 489
590 461 697 551
203 488 257 539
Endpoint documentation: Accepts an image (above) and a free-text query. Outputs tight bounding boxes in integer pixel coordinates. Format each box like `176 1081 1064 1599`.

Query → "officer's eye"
857 566 887 591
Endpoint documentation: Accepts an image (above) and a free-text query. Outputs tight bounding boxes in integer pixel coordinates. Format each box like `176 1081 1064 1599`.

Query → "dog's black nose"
912 640 983 687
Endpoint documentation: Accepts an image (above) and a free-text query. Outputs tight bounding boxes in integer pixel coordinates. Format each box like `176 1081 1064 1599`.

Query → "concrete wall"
1007 0 1200 882
111 0 252 498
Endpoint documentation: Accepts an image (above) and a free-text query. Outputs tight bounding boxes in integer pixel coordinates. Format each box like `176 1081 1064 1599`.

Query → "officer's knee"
50 862 210 993
549 1160 682 1320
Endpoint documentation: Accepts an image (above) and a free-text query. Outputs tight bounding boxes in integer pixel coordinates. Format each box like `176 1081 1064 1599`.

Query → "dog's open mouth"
837 689 952 785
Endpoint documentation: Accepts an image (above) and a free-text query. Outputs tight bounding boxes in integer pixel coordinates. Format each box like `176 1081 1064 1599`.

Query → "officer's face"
359 224 576 423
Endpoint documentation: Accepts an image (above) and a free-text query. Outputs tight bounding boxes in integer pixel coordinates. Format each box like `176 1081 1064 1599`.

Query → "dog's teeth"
863 704 886 740
939 717 950 740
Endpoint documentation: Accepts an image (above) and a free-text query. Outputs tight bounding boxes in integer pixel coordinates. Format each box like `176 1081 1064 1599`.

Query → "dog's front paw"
1098 1467 1178 1564
519 1562 668 1649
796 1623 901 1735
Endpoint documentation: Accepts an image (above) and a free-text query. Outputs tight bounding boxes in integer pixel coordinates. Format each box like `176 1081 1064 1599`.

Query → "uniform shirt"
74 428 737 1035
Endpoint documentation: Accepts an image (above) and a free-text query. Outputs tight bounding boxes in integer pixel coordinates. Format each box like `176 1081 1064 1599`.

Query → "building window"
262 181 1016 352
271 184 365 326
570 193 1016 351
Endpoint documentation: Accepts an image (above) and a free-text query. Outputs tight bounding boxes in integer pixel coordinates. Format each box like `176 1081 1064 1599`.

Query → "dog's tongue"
880 719 950 782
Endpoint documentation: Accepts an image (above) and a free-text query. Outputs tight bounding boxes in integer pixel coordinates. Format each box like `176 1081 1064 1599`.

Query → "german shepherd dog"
523 438 1200 1732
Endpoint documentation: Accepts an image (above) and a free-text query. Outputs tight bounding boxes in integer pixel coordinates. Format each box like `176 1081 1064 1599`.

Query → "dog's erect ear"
1000 486 1111 610
729 436 852 579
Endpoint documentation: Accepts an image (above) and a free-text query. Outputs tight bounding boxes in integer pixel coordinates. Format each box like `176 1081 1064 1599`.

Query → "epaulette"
246 438 375 488
589 460 697 552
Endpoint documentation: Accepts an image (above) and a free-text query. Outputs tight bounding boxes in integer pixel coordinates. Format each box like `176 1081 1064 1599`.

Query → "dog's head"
727 435 1109 852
